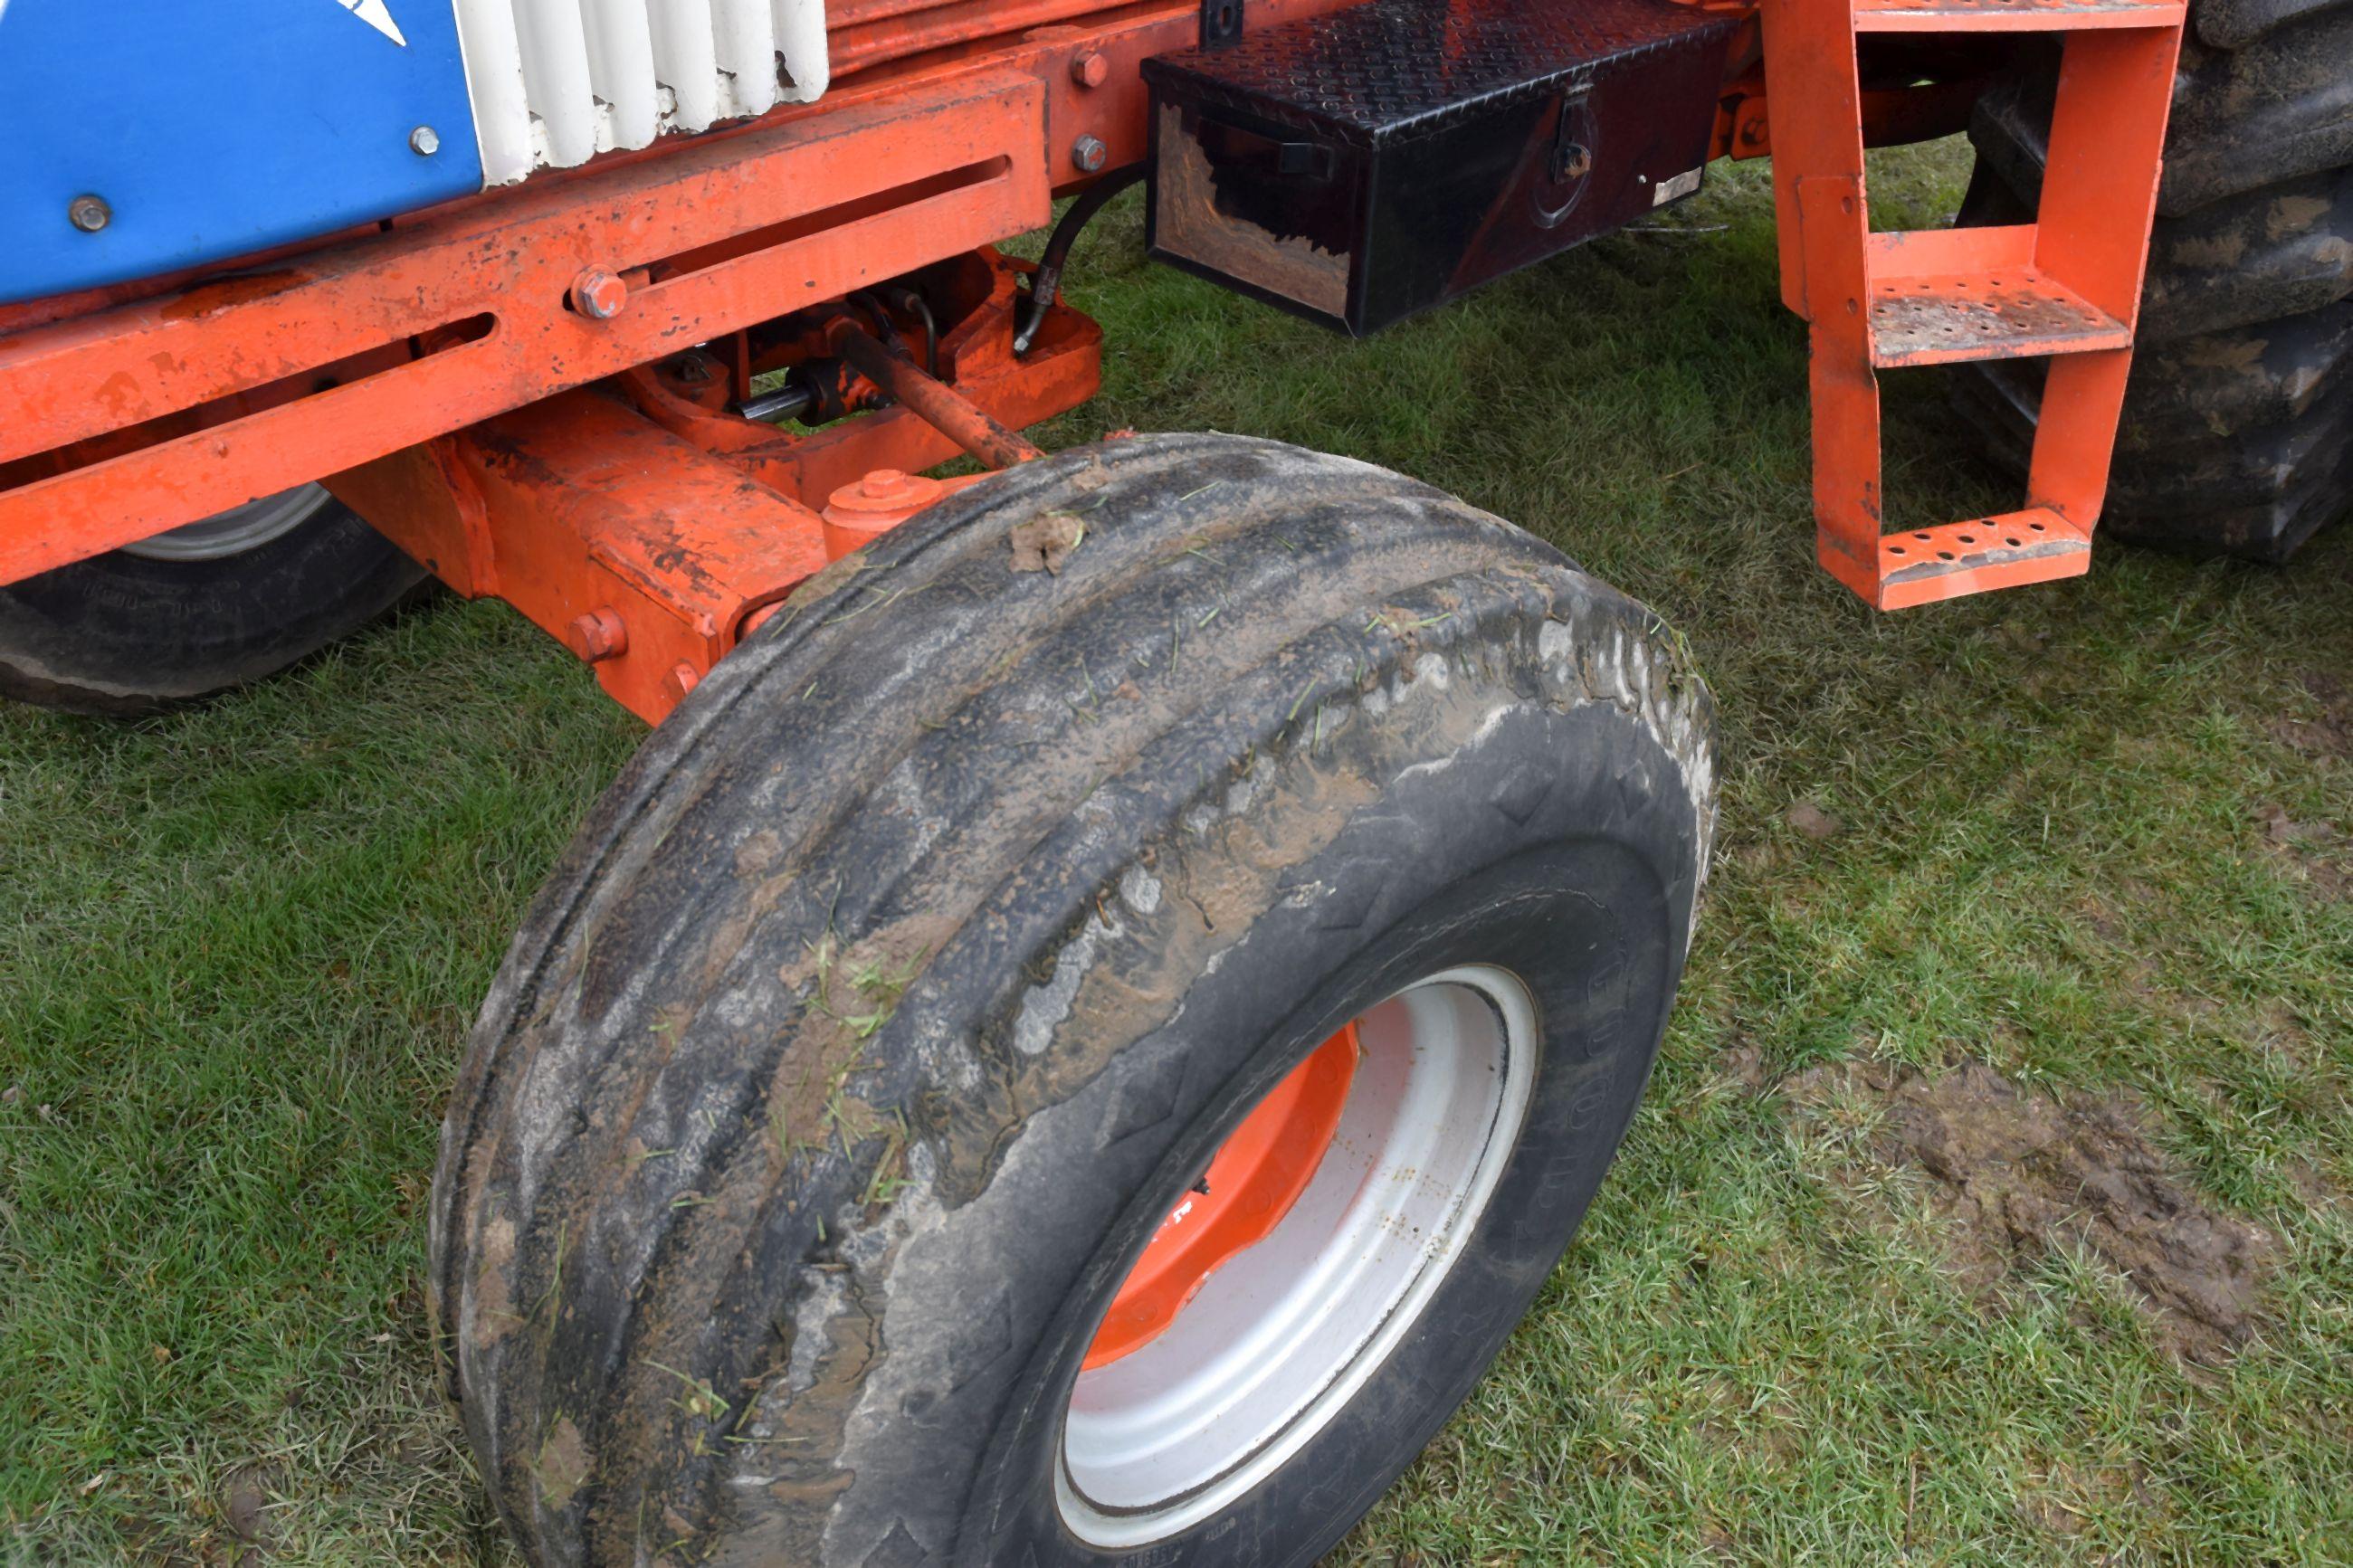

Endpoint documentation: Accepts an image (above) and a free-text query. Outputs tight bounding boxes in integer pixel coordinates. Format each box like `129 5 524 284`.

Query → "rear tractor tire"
0 485 430 714
430 433 1716 1566
1954 0 2353 561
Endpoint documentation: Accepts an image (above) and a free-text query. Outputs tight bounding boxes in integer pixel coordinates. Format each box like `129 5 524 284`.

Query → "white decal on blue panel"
336 0 407 45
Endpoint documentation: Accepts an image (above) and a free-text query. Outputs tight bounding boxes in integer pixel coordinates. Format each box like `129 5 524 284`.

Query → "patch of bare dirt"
1718 1036 1772 1092
2267 670 2353 762
219 1468 272 1567
1784 1059 2276 1360
1785 799 1843 841
2284 1157 2344 1212
2253 802 2350 901
2015 1458 2154 1539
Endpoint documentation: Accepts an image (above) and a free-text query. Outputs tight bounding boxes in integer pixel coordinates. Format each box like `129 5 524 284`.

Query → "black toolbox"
1142 0 1739 335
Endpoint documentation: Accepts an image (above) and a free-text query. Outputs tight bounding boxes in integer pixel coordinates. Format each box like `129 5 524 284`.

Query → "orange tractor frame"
0 0 2184 721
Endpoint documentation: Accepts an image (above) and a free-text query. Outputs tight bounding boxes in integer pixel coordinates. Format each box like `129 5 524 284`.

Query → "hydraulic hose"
1015 166 1148 356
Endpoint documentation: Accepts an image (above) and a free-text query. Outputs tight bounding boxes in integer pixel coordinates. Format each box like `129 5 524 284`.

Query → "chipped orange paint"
0 0 1368 586
327 265 1097 722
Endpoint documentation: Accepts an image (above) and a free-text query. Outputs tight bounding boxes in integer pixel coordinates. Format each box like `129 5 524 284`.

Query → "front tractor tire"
430 434 1715 1566
0 486 429 714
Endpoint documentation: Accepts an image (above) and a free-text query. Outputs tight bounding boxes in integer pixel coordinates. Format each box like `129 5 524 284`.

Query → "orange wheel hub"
1083 1022 1361 1371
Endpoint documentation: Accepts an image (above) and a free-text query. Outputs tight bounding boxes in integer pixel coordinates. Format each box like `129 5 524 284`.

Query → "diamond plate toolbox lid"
1142 0 1739 334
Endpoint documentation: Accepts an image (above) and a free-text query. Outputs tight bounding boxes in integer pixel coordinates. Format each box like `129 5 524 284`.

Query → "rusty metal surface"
1150 104 1354 318
340 392 832 722
1869 272 2131 366
1767 0 2180 609
833 323 1047 468
325 255 1098 722
0 73 1050 586
1876 508 2091 601
0 0 1390 578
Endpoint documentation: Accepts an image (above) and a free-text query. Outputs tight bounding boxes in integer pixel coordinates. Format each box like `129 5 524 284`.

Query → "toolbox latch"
1199 0 1244 48
1536 83 1597 229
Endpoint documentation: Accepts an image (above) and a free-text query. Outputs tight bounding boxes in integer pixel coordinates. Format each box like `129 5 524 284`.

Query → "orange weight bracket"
327 259 1102 723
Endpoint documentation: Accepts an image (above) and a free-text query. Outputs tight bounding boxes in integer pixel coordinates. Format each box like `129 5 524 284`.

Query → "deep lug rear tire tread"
1955 3 2353 562
0 493 430 714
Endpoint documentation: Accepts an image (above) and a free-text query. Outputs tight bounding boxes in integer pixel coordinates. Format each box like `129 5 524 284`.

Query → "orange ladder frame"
1761 0 2186 609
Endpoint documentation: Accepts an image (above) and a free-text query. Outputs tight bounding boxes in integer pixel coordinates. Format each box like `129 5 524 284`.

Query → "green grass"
5 139 2349 1564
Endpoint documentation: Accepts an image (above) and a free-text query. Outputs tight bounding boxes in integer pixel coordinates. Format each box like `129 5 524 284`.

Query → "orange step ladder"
1760 0 2187 609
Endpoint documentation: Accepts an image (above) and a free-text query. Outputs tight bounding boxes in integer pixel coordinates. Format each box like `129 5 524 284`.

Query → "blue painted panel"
0 0 482 304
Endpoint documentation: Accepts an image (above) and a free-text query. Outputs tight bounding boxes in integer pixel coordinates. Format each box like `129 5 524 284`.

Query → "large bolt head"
1070 50 1109 89
1072 134 1109 174
565 605 629 662
409 125 441 156
571 268 629 321
67 195 110 233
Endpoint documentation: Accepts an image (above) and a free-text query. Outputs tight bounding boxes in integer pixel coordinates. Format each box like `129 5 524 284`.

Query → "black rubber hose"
1014 166 1147 356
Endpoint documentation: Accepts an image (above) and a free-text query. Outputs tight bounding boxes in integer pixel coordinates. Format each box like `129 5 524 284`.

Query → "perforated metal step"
1870 269 2131 366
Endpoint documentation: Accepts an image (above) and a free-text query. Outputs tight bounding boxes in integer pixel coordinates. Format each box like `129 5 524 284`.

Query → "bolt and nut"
410 125 441 156
67 195 110 233
1070 49 1109 89
1071 134 1109 173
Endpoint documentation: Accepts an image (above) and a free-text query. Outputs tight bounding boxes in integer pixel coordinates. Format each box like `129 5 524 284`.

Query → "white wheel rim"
1057 964 1538 1546
119 484 329 563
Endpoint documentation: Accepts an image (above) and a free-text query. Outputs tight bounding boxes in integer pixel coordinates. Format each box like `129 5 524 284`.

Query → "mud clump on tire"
1785 1059 2277 1359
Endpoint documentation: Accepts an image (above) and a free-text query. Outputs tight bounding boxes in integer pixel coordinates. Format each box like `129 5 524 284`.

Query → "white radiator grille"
453 0 830 184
